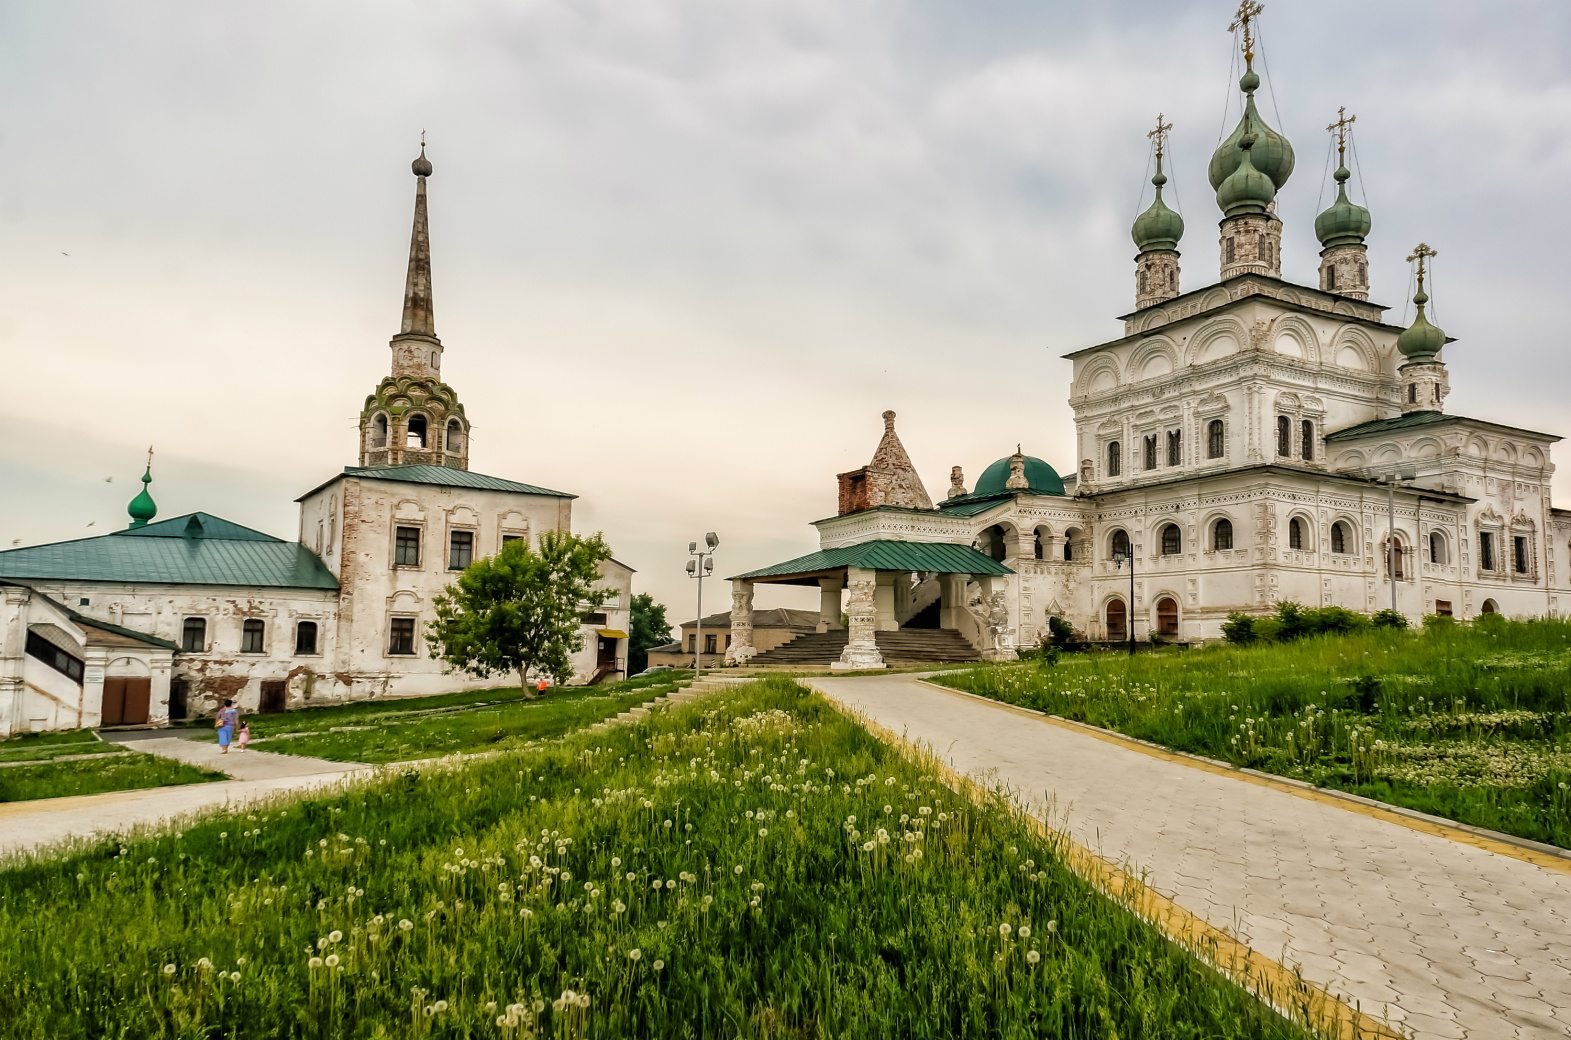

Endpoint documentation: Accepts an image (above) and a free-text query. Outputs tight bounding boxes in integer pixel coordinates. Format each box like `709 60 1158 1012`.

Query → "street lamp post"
1369 468 1417 615
1112 548 1136 655
686 533 719 678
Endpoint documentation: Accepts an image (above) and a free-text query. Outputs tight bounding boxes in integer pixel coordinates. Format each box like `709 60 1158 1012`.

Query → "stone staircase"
584 678 738 733
744 627 980 667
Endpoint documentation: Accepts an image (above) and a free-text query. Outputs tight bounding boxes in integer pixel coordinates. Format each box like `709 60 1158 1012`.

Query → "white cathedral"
725 11 1569 670
0 145 633 736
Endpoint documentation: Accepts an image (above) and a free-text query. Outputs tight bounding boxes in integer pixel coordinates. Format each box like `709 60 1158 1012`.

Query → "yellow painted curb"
809 686 1403 1040
919 678 1571 876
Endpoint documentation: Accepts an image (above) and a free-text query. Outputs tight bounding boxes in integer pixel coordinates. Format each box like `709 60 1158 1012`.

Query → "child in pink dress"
237 722 251 752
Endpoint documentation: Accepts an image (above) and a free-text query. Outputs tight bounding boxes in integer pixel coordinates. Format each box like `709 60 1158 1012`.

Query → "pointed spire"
127 446 157 528
400 136 436 337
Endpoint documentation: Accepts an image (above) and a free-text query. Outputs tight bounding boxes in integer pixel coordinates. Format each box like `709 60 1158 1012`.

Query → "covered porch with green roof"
726 539 1014 670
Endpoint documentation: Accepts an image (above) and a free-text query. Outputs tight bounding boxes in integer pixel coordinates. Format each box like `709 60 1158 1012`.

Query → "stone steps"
746 628 980 667
584 680 735 734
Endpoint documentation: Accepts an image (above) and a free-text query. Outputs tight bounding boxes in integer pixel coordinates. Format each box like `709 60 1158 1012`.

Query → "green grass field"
234 675 690 763
0 751 222 803
0 678 1318 1039
940 617 1571 848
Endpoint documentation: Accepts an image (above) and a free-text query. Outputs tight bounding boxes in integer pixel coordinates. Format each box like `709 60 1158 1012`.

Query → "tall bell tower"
358 139 471 470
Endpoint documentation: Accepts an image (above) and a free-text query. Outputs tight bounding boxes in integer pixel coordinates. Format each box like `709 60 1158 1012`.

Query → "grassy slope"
0 755 223 803
941 619 1571 848
0 679 1315 1040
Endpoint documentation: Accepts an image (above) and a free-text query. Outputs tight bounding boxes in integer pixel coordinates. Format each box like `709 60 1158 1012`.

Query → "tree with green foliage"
426 531 613 693
627 592 673 674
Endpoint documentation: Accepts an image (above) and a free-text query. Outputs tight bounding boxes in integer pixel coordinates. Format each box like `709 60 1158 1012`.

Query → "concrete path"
807 674 1571 1040
0 734 370 860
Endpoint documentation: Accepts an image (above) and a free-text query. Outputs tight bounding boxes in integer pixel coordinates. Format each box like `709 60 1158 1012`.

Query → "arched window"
1156 596 1179 636
1331 520 1352 555
1288 517 1306 551
981 524 1012 563
1107 440 1122 477
430 351 439 368
1428 531 1446 565
407 414 428 449
1481 599 1499 615
1033 530 1045 560
370 413 389 449
1206 419 1224 459
446 419 465 453
1063 527 1081 562
1277 416 1291 457
1160 523 1182 556
1388 535 1407 580
1167 268 1175 289
1143 435 1158 470
1301 420 1315 461
1166 430 1182 467
1110 529 1131 560
1213 518 1234 551
1106 599 1128 641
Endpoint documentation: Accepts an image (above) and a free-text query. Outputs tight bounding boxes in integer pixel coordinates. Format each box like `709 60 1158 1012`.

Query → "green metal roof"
1325 412 1560 444
0 513 339 590
936 494 1017 517
300 465 575 501
734 539 1012 584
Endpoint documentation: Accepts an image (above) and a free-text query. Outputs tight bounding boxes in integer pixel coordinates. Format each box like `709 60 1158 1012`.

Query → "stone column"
873 572 898 632
938 573 966 629
833 568 885 670
816 577 844 632
725 580 756 665
977 576 1018 662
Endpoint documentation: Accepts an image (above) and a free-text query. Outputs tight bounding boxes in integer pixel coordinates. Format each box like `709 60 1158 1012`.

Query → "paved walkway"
0 734 369 860
808 675 1571 1040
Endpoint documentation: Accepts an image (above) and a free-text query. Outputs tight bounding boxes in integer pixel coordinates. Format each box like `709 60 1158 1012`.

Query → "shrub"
1252 617 1284 644
1046 614 1076 648
1423 612 1458 630
1221 612 1256 645
1371 609 1409 630
1300 606 1369 636
1274 601 1308 641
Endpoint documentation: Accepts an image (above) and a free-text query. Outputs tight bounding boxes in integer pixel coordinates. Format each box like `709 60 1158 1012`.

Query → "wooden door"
121 679 151 725
101 678 127 727
259 681 287 713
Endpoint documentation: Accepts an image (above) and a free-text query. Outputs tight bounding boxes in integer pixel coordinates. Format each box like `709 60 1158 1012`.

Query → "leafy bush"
1371 608 1409 630
1221 612 1257 645
1046 614 1076 647
1252 617 1284 644
1423 612 1458 630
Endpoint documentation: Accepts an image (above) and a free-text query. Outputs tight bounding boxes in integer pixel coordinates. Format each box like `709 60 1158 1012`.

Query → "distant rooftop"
298 464 575 501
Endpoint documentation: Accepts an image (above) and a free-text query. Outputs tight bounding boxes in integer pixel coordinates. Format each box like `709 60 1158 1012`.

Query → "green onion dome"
1314 164 1371 248
1132 160 1185 253
127 465 157 528
1396 287 1446 362
1208 64 1295 194
1216 134 1275 218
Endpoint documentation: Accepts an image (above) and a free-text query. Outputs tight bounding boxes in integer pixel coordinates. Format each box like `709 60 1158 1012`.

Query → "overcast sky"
3 1 1570 622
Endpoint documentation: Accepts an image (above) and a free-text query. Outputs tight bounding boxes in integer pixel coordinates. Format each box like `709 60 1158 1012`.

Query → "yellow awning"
596 628 628 640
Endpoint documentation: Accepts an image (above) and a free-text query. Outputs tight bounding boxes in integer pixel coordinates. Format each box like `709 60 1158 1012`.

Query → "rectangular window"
1143 435 1157 470
686 634 696 653
180 617 207 653
1514 535 1530 574
1435 600 1453 617
394 526 422 567
1166 430 1181 467
240 619 266 654
1301 420 1315 461
25 631 84 683
295 621 318 655
501 534 524 550
582 612 608 626
388 617 417 656
449 530 475 570
704 634 717 654
1479 532 1495 572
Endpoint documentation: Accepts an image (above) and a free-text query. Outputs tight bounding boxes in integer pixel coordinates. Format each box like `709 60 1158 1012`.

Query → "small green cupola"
1216 134 1275 217
127 448 158 529
1132 114 1185 308
1396 244 1446 363
1315 164 1371 248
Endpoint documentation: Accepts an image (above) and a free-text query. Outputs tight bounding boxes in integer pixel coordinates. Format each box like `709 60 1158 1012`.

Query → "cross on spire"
1327 106 1356 161
1147 112 1173 161
1407 242 1438 290
145 445 154 470
1229 0 1264 60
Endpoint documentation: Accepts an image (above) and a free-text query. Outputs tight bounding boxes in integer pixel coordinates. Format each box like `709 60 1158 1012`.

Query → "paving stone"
810 675 1571 1040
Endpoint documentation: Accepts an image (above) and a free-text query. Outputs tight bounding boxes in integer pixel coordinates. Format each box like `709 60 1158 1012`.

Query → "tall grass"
0 679 1317 1039
943 618 1571 847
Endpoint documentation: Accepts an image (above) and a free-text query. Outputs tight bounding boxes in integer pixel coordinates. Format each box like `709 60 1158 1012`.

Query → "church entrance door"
1105 600 1128 642
259 681 287 713
101 677 151 727
1155 596 1180 637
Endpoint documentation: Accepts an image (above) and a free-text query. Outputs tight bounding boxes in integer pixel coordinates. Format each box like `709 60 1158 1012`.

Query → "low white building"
0 145 631 736
728 23 1571 669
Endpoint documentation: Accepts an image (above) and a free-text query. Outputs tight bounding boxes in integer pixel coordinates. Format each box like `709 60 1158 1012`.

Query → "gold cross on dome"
1407 242 1438 287
146 445 154 468
1147 113 1174 160
1229 0 1264 57
1327 106 1357 160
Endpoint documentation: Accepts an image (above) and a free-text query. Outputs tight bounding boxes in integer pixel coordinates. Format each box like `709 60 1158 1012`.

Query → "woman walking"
215 700 240 754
